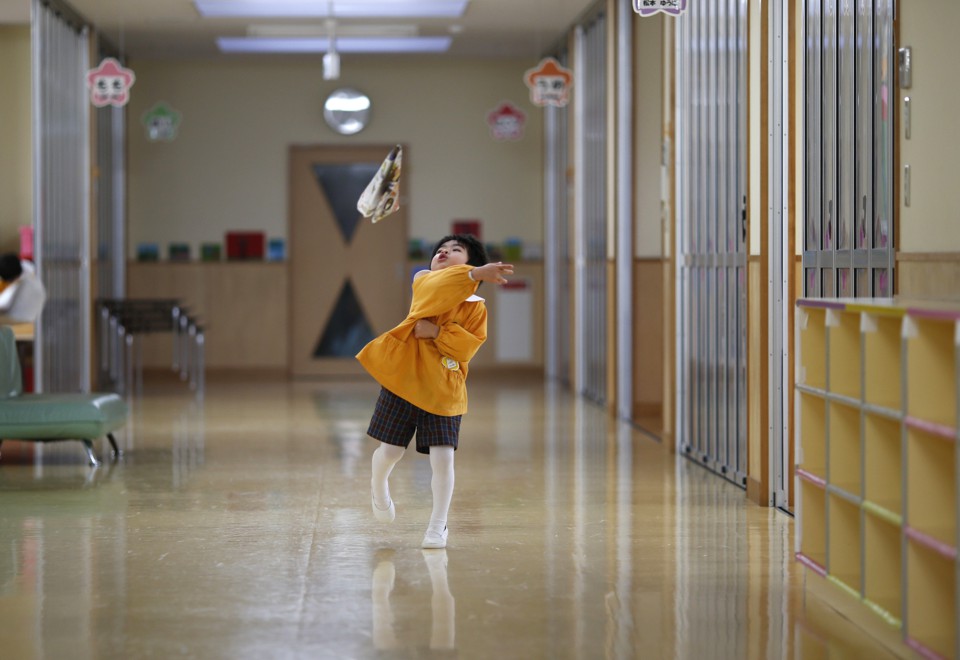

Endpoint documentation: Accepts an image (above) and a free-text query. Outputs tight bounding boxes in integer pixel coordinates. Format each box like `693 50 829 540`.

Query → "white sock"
428 446 455 533
371 442 405 509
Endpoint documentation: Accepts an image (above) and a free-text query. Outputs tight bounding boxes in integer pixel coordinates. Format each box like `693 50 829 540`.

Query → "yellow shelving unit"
829 401 861 496
862 311 903 411
907 317 957 430
828 493 862 595
829 308 861 400
796 298 960 659
863 412 902 517
799 306 827 390
863 509 902 625
799 478 827 571
906 424 957 549
906 537 956 659
799 393 827 481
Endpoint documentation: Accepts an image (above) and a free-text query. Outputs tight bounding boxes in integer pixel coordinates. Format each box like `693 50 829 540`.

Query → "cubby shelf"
864 412 902 517
796 298 960 659
829 400 862 496
799 477 827 573
828 307 862 400
863 507 902 626
907 536 957 660
828 493 862 593
906 315 957 430
798 305 829 390
799 392 827 481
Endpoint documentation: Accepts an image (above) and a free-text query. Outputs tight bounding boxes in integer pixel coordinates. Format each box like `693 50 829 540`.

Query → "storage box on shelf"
796 297 960 660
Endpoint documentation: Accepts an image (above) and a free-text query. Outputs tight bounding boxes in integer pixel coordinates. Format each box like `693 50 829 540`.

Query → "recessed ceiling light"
216 36 453 54
196 1 469 19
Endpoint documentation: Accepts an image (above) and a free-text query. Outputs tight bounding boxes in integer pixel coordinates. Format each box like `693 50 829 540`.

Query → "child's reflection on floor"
372 549 455 652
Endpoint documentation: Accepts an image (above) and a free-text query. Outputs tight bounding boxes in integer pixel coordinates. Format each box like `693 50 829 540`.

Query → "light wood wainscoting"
127 261 289 370
747 258 767 503
126 261 543 373
632 258 664 435
897 253 960 298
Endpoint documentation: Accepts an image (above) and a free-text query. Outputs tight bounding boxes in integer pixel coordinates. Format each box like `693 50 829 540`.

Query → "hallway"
0 374 893 659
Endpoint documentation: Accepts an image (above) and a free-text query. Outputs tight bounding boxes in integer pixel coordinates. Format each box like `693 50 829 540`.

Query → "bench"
0 326 128 467
97 298 205 397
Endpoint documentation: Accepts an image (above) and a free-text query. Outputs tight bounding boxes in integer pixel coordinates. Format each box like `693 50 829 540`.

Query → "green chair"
0 326 128 466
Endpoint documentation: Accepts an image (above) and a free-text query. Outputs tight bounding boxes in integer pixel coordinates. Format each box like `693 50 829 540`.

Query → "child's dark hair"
0 254 22 282
431 234 488 268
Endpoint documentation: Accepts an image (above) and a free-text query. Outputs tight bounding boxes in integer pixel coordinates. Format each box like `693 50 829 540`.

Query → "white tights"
370 441 455 533
371 443 404 508
427 446 455 534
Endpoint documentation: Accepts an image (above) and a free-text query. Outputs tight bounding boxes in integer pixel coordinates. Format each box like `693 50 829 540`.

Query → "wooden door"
289 145 408 377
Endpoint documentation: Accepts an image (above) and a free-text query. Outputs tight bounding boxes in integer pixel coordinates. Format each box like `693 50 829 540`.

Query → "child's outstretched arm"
469 262 514 284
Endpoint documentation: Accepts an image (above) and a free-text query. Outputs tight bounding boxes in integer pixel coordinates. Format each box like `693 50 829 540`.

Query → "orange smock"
356 264 487 416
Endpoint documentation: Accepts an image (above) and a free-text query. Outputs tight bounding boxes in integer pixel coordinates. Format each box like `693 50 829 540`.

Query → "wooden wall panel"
747 259 767 501
127 262 288 370
632 259 664 431
897 255 960 298
127 260 543 372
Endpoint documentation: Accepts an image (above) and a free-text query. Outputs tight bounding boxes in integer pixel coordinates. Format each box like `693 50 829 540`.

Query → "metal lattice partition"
95 98 126 302
32 0 91 393
544 50 572 387
675 0 749 485
574 12 608 405
803 0 895 297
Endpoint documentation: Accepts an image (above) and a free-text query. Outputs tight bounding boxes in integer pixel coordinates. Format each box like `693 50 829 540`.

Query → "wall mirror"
323 88 371 135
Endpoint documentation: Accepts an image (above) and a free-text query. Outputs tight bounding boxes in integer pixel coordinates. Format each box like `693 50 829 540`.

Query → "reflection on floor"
0 373 896 659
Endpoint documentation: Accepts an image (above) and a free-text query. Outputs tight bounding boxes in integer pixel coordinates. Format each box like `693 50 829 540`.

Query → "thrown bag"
357 145 403 223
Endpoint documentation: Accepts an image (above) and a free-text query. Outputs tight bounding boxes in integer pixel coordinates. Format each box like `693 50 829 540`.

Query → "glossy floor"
0 374 896 659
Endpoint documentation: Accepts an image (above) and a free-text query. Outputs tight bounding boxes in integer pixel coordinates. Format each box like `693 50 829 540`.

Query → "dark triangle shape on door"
312 162 380 245
313 279 376 358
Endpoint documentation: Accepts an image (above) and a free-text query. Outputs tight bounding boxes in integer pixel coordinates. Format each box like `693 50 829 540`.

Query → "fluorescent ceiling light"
217 36 452 54
248 24 419 38
196 1 468 19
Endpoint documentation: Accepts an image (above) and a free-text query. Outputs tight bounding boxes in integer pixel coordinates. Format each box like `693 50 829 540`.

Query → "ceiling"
0 0 597 60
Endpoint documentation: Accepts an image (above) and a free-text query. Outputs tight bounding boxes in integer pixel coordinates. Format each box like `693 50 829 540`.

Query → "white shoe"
421 526 448 549
372 496 395 523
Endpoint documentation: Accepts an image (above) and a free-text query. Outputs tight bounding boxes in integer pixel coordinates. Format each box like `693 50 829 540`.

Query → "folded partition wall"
675 0 749 485
32 0 91 393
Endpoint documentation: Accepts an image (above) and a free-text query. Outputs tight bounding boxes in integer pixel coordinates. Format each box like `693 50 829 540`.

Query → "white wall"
898 2 960 253
748 0 761 256
0 26 32 254
127 56 544 258
634 14 663 259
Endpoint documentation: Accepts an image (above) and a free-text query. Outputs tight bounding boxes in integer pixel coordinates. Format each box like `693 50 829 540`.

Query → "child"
356 234 514 549
0 253 46 324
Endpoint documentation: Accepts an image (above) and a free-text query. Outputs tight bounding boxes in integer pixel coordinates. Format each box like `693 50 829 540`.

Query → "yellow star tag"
441 357 460 372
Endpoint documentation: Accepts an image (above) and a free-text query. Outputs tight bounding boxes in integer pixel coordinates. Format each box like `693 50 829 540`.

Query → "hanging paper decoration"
486 102 526 141
86 58 136 107
633 0 688 17
523 57 573 108
142 102 182 142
